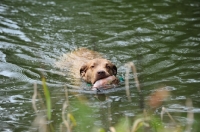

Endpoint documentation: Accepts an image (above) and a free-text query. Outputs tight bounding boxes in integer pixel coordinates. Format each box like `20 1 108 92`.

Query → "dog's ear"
112 65 117 76
80 64 88 77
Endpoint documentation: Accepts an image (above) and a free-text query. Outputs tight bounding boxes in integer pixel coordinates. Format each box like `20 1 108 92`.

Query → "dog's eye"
91 65 95 68
106 65 111 69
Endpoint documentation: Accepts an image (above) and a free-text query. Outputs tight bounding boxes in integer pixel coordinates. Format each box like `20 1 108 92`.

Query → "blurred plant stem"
42 77 52 120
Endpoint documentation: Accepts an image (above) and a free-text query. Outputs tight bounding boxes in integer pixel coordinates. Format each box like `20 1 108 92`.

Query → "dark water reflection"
0 0 200 131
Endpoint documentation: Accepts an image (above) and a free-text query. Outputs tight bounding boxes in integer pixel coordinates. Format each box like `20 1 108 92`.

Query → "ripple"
1 27 31 41
186 79 200 83
0 51 6 62
0 4 8 14
161 36 176 42
0 70 16 77
152 14 172 20
58 29 75 33
184 37 200 42
15 54 39 63
144 59 174 75
153 3 169 6
113 41 129 46
141 54 160 65
0 16 31 42
159 30 185 36
135 27 155 34
168 104 200 113
0 20 19 29
131 36 153 43
9 95 24 103
176 21 186 26
78 12 91 15
118 30 135 36
182 17 199 22
48 16 73 22
154 24 175 29
0 62 39 83
194 24 200 27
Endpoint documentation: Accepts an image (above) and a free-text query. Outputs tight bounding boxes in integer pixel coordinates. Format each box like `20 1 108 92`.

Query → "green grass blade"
42 77 51 120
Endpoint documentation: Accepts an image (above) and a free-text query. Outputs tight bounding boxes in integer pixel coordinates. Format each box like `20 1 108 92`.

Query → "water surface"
0 0 200 131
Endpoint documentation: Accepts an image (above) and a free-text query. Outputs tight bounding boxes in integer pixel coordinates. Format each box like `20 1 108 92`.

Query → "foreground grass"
31 62 195 132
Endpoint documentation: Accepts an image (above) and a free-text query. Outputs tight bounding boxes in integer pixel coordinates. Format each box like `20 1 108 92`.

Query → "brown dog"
80 58 117 84
55 48 117 85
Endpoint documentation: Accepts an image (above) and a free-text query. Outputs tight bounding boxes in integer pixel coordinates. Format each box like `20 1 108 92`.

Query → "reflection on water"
0 0 200 131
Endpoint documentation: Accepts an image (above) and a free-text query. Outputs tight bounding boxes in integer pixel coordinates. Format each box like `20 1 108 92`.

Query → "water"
0 0 200 131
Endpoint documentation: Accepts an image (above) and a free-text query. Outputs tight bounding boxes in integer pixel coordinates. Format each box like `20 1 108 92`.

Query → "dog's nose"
97 70 105 75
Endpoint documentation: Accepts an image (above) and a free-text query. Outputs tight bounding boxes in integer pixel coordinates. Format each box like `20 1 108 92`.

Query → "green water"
0 0 200 131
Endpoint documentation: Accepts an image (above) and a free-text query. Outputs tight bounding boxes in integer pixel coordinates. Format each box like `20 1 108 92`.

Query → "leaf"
42 77 51 120
68 113 77 126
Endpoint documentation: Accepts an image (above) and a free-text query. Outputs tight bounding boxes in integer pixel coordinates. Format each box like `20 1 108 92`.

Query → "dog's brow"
91 62 96 66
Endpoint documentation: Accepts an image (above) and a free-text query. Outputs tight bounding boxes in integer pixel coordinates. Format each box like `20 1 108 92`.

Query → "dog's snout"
97 70 105 75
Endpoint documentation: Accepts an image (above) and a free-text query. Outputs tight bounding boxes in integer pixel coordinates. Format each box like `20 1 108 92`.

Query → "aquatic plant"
31 62 194 132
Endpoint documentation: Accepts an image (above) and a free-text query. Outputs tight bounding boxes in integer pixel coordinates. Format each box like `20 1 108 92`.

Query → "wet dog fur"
55 48 117 85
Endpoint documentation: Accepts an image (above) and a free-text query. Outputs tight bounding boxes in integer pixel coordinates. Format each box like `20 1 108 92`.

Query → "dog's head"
80 59 117 84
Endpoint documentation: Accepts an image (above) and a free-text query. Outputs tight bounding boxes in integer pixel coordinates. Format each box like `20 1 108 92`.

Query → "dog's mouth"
93 73 110 84
93 76 109 84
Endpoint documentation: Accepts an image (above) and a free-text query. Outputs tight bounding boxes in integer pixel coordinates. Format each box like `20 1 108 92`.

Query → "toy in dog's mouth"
92 75 119 90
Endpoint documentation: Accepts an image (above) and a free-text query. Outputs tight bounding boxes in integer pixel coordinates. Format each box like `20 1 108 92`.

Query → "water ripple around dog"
1 0 200 131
